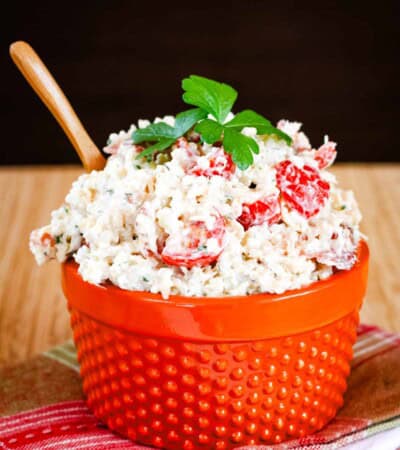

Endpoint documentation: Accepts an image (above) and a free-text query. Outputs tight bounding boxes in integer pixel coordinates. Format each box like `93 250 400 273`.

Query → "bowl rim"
62 240 369 341
63 241 369 305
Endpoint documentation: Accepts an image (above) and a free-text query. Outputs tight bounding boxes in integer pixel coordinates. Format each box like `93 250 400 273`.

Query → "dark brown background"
3 0 399 164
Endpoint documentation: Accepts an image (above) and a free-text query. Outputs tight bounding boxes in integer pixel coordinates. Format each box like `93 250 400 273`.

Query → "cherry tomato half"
161 215 226 268
237 195 281 230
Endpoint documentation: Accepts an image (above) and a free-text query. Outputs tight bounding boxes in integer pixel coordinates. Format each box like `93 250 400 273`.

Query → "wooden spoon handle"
10 41 106 171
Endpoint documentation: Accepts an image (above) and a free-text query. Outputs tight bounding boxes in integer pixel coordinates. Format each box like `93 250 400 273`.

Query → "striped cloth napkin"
0 324 399 449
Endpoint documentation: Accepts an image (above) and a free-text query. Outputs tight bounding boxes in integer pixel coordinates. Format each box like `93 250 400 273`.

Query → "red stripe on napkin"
0 401 145 449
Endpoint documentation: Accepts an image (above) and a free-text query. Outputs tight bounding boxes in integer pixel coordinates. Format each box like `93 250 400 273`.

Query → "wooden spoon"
10 41 106 171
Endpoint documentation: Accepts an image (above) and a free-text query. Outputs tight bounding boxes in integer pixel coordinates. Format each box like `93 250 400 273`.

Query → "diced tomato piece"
317 249 356 270
237 195 281 230
276 160 330 218
161 215 225 268
176 137 190 151
40 232 55 247
277 120 311 152
187 148 235 180
104 142 119 155
315 227 357 270
161 252 220 269
135 145 145 153
187 131 201 143
174 136 200 158
314 141 337 169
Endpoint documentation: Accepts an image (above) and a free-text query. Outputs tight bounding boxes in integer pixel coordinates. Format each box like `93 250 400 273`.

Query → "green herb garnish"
133 108 207 158
182 75 237 123
133 75 292 170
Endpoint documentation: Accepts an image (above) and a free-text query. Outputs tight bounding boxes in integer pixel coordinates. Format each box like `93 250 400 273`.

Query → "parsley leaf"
181 77 292 168
132 122 176 144
133 108 206 159
224 110 272 133
223 129 258 170
174 108 207 135
194 119 223 144
138 138 176 158
224 110 292 144
133 75 292 169
182 75 237 123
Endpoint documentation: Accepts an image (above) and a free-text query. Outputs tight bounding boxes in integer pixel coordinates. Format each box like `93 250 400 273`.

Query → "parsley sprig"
133 108 207 158
133 75 292 169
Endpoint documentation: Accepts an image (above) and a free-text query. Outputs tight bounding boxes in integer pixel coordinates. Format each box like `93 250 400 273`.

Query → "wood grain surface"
0 164 399 366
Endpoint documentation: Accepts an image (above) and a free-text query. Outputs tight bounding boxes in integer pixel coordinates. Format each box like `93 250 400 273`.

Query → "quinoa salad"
30 76 362 299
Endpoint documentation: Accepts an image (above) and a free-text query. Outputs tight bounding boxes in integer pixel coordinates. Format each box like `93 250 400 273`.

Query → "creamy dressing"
30 118 362 299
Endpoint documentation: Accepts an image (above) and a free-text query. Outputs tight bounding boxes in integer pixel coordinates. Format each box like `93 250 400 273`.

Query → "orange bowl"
62 241 369 449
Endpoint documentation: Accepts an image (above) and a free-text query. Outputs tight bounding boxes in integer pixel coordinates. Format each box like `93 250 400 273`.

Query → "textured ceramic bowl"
62 241 369 449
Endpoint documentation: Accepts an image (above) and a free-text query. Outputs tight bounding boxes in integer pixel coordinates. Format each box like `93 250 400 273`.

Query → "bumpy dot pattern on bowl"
70 308 359 449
